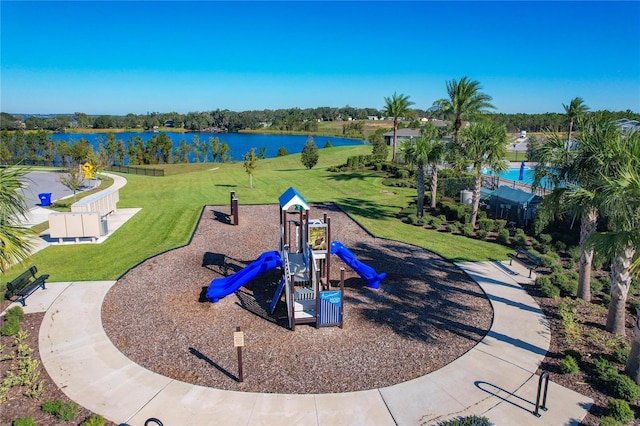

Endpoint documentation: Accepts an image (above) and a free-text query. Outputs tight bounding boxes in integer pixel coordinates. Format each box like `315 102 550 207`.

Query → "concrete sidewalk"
15 260 592 425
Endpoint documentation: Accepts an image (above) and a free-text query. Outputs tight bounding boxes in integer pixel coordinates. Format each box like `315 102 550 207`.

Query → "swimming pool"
481 167 535 185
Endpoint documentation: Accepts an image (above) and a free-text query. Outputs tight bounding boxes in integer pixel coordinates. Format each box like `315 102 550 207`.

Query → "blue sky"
2 1 639 115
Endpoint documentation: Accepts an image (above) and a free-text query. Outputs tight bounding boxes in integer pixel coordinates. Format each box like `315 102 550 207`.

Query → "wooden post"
232 199 239 225
230 191 235 215
234 326 244 382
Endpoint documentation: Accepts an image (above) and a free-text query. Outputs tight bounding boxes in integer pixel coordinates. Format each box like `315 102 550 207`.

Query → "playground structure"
206 187 386 330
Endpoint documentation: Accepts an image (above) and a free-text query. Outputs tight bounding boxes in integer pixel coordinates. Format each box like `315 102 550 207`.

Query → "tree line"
0 130 234 169
2 107 637 134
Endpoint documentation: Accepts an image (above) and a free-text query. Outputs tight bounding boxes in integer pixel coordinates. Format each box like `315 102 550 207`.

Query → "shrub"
446 223 458 233
594 357 618 381
438 214 447 222
550 264 563 274
564 349 582 362
477 218 494 232
610 374 640 402
540 280 560 299
594 357 640 402
5 306 24 322
554 240 567 252
535 276 551 288
611 345 630 364
441 201 459 221
437 415 492 426
462 225 474 237
476 229 488 240
599 417 623 426
552 272 577 296
591 279 604 294
395 169 410 179
494 219 507 231
276 146 288 156
42 400 78 422
568 246 581 262
513 229 527 247
12 418 36 426
1 317 20 337
538 233 553 245
324 140 332 148
559 355 579 374
42 400 63 414
430 218 443 229
81 415 106 426
457 205 471 223
539 255 558 269
606 399 634 423
496 228 509 244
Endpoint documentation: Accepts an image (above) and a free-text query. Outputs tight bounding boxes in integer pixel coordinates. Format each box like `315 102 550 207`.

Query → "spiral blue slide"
330 241 387 289
206 251 282 302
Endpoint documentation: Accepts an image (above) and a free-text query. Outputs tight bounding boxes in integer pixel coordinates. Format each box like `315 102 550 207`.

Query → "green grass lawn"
4 146 511 283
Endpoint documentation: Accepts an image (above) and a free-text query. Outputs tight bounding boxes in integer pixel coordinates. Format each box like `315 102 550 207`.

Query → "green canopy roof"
491 186 539 205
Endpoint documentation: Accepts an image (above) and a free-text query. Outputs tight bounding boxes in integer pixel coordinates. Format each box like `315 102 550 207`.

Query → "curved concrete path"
28 260 593 426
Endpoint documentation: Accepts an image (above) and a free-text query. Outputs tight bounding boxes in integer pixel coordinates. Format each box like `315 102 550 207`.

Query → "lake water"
50 132 366 163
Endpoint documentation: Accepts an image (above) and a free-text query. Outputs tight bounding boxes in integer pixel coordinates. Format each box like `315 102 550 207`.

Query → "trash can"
100 215 108 236
38 193 52 207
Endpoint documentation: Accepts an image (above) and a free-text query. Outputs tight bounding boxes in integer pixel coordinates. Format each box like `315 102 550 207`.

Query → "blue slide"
330 241 386 289
206 251 282 302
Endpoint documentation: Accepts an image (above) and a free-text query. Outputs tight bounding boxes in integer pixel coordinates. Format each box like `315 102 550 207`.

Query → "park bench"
4 266 49 306
508 246 542 278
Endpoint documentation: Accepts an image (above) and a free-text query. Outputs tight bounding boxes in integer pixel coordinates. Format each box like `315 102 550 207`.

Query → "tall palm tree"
532 115 619 303
401 123 445 218
458 122 508 227
586 127 640 337
562 97 589 156
421 123 446 211
383 93 415 163
0 165 35 273
432 76 495 144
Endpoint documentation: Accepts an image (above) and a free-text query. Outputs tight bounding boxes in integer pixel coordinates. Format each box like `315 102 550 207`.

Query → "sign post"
234 326 244 382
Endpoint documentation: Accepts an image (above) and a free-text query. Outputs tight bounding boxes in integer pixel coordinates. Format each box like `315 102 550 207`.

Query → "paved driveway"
19 171 94 208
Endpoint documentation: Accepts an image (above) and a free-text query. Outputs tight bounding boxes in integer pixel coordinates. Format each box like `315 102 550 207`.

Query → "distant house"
383 128 420 146
615 118 640 134
164 120 174 128
382 120 451 146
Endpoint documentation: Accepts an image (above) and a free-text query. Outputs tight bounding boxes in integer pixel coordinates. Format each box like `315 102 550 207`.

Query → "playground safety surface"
102 203 494 394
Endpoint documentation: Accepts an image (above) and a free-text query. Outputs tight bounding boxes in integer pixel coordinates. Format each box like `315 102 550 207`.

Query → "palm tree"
0 165 35 273
382 93 415 163
401 123 445 218
458 122 508 227
532 115 619 303
586 127 640 337
562 97 589 156
432 76 495 144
